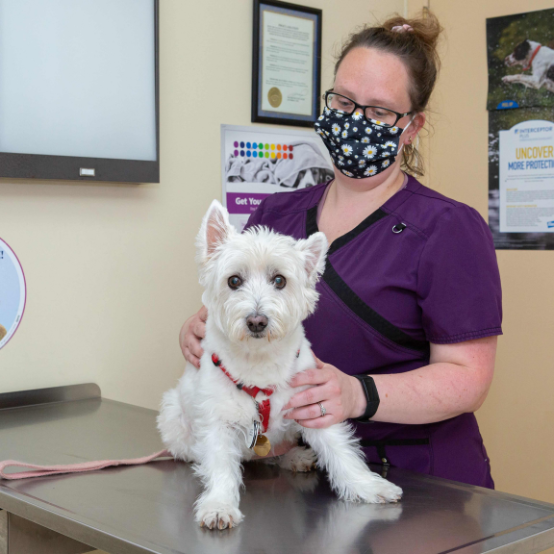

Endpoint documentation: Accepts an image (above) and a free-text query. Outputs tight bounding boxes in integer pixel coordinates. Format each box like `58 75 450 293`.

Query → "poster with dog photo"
489 108 554 250
221 124 333 231
487 8 554 110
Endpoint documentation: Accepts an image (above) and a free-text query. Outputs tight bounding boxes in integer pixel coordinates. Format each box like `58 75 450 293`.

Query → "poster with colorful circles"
221 124 333 231
0 238 26 350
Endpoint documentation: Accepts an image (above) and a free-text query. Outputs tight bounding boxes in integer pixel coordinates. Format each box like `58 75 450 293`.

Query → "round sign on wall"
0 238 26 350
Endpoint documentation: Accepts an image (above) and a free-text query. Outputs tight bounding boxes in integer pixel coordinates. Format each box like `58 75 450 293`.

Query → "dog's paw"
353 477 403 504
195 502 244 530
337 475 402 504
278 446 317 473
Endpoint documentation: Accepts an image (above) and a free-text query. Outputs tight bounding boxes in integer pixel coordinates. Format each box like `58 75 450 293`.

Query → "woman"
180 13 502 488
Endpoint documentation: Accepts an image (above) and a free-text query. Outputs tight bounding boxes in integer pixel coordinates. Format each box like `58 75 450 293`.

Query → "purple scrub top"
244 175 502 489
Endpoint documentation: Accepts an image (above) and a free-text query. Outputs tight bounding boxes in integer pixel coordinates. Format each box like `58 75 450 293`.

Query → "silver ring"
317 401 326 417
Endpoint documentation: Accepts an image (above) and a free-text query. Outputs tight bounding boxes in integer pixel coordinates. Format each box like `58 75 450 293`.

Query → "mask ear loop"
397 115 416 156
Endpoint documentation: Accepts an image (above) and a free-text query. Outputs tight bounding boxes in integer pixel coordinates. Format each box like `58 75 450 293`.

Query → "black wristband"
352 374 380 421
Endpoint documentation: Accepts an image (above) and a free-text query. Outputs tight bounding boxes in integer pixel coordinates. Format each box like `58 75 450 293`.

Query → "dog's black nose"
246 315 268 333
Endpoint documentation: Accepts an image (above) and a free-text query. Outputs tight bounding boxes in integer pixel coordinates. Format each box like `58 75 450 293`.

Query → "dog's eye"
228 275 242 289
272 275 286 289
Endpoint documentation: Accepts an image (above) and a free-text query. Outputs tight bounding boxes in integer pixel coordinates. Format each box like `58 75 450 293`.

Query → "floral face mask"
315 107 413 179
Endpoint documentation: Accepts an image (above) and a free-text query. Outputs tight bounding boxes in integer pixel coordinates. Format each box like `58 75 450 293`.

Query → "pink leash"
0 449 172 480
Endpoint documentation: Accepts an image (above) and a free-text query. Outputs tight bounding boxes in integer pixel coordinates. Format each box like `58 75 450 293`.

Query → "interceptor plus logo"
515 126 553 141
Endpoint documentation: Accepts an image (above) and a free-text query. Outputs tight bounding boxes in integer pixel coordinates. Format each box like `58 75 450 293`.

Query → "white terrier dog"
157 200 402 530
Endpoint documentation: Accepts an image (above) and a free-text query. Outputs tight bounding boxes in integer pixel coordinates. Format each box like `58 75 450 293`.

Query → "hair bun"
384 11 442 52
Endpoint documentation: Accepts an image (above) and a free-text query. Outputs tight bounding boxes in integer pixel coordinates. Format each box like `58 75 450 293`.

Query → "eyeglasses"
323 90 411 128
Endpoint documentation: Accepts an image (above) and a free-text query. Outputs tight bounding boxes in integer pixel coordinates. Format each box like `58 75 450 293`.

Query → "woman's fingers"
199 305 208 322
179 320 190 358
288 367 330 389
285 398 332 421
284 380 334 413
184 324 204 361
296 414 334 429
192 318 206 340
184 347 201 369
180 306 208 366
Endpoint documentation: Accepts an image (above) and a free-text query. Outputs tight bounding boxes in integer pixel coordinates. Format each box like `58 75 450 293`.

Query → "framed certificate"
252 0 322 127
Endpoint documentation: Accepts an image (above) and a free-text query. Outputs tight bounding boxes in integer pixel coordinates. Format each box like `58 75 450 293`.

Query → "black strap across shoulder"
306 204 388 255
305 203 429 356
324 261 429 354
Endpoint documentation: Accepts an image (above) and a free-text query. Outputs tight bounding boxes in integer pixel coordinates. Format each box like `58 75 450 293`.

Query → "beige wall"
407 0 554 509
0 2 403 406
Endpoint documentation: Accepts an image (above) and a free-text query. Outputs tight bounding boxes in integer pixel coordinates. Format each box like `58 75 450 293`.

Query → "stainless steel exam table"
0 384 553 554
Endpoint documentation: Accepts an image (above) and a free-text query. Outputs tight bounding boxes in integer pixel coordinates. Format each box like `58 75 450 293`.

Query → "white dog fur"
157 200 402 530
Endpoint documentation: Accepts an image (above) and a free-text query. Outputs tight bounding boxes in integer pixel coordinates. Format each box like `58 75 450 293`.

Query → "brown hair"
334 10 443 176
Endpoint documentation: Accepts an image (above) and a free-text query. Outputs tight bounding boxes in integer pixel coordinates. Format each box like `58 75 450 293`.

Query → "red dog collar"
212 353 274 432
211 350 300 433
523 44 541 71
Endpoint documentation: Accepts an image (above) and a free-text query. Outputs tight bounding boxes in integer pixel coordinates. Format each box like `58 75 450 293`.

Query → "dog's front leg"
502 73 543 89
193 425 245 529
301 423 402 504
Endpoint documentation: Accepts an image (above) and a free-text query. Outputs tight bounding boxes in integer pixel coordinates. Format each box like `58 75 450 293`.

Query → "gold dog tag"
253 435 271 457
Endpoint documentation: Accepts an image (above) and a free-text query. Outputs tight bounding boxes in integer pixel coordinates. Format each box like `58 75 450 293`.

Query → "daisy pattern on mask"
341 130 348 139
353 127 358 132
388 126 399 134
381 159 391 169
332 123 341 136
324 107 331 116
383 141 396 149
344 122 350 129
362 145 377 159
361 137 370 144
317 115 325 121
382 151 391 157
358 159 367 167
365 127 373 135
364 165 378 176
352 111 363 120
342 170 354 177
341 144 353 156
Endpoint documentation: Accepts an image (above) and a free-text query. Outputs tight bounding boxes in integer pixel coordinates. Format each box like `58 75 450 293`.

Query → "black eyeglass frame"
323 90 412 128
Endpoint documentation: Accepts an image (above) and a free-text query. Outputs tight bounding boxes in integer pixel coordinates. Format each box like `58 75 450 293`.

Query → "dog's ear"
196 200 233 263
296 232 328 282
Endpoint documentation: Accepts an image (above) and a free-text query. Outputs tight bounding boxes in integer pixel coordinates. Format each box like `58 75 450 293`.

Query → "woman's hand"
282 356 366 428
179 306 207 368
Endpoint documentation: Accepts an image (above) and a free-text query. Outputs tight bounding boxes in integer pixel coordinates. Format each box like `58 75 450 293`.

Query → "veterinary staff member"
181 12 502 488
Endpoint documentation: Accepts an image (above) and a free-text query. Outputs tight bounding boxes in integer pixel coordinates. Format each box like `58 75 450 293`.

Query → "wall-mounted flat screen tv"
0 0 159 183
